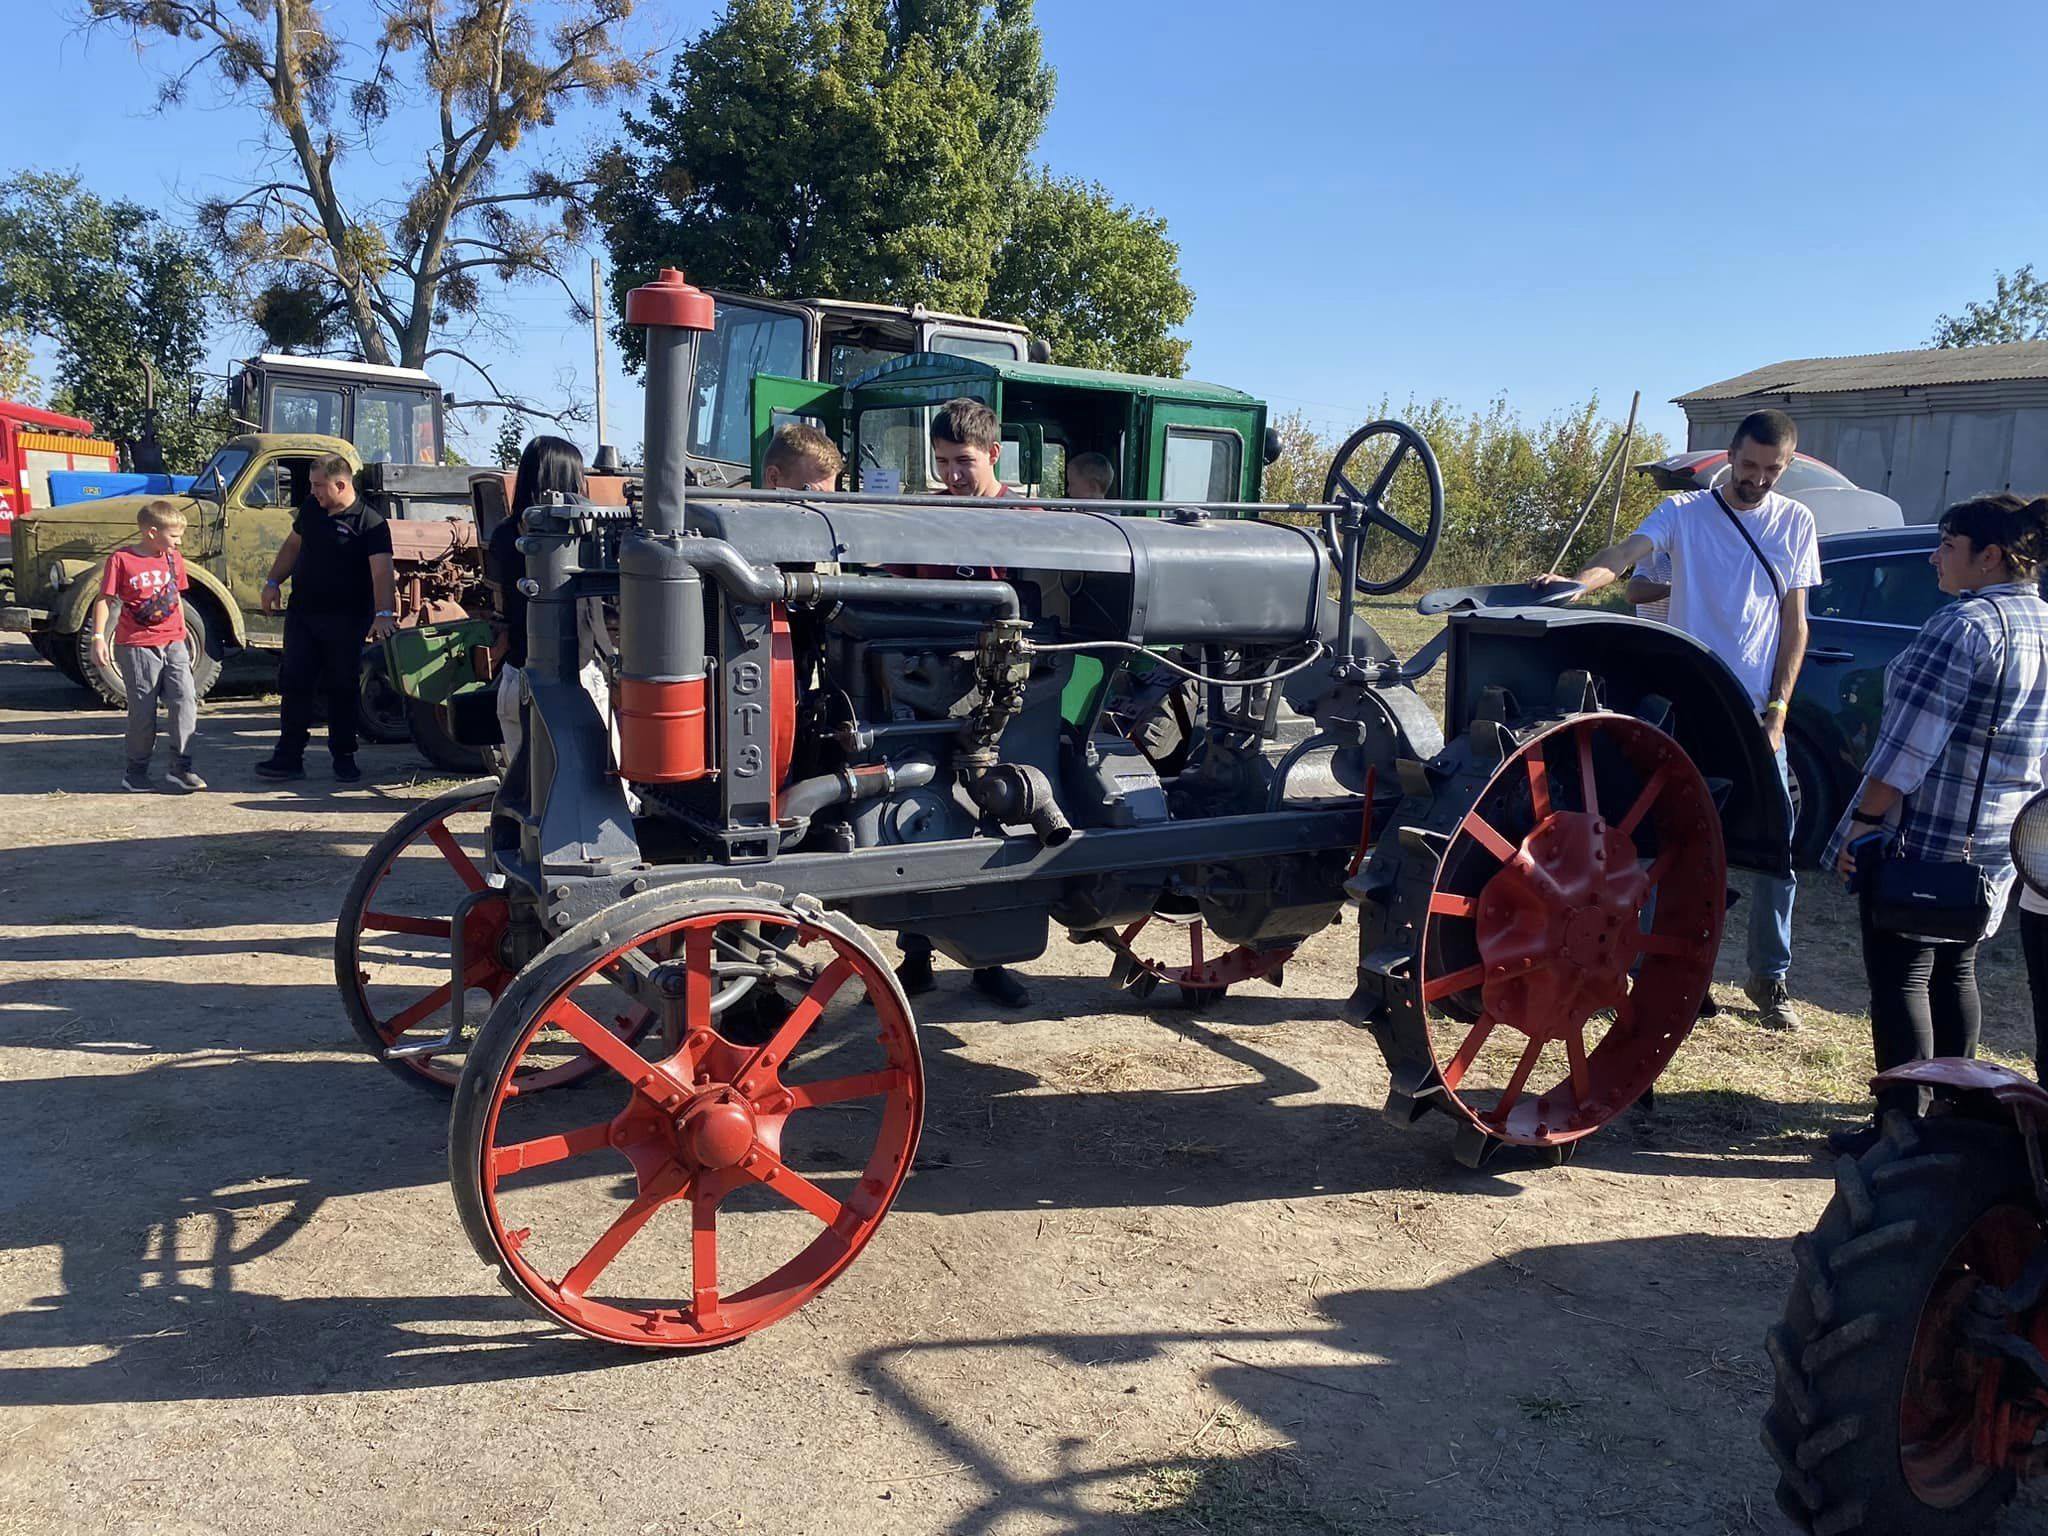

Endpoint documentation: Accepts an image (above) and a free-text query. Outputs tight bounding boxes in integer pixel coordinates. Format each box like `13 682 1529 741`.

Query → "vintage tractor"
333 269 1786 1347
1765 1063 2048 1535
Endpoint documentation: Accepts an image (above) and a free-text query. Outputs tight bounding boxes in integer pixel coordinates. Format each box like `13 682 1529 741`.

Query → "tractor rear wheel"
450 884 923 1348
1353 690 1725 1165
1764 1114 2043 1535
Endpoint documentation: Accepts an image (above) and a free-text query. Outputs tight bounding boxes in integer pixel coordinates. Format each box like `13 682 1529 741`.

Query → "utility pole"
591 257 619 472
1603 390 1641 545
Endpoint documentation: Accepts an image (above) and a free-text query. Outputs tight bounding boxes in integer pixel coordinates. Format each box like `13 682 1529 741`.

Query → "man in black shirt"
254 455 396 782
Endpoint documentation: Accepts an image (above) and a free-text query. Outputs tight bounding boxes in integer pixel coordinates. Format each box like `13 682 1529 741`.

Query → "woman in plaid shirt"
1824 493 2048 1153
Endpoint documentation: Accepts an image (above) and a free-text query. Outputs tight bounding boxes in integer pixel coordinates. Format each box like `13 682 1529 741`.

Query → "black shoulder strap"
1709 489 1786 605
1962 593 2014 855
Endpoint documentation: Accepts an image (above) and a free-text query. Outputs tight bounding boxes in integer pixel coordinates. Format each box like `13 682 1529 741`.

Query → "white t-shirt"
1631 488 1821 707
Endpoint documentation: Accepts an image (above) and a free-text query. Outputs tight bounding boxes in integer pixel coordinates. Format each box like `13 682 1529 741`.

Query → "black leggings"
1859 886 1982 1115
2023 908 2048 1083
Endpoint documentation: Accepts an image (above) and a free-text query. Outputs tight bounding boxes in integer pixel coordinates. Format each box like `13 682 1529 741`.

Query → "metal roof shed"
1674 341 2048 519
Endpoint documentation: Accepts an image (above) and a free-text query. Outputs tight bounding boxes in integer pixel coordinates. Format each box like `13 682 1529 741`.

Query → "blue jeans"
1748 746 1797 981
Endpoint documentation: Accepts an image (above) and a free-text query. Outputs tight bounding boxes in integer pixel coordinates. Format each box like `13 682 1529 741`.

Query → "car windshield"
191 445 252 497
1709 456 1856 496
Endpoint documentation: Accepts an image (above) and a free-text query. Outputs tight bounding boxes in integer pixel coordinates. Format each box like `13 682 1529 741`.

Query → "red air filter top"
624 267 715 332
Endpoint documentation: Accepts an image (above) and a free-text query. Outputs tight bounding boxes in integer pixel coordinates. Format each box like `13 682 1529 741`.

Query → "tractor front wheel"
450 884 923 1348
1764 1113 2045 1535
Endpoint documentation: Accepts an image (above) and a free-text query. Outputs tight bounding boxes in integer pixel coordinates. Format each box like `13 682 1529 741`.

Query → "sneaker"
121 769 154 793
1826 1123 1881 1159
253 756 305 781
165 767 207 792
1744 975 1800 1031
971 966 1030 1009
332 756 363 784
895 947 935 997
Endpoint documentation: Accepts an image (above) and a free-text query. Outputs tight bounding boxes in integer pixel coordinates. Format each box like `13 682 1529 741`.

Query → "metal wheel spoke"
747 1150 846 1228
684 928 714 1034
426 822 486 892
1527 753 1552 820
383 981 453 1037
784 1068 906 1111
691 1186 721 1326
490 1121 615 1179
1336 472 1367 505
1428 891 1479 919
1617 765 1670 838
547 997 682 1096
1189 924 1206 970
742 956 858 1082
1423 963 1487 1003
1493 1038 1545 1119
1118 916 1151 946
1462 811 1520 863
558 1187 673 1299
1577 726 1600 820
1642 847 1678 891
1442 1015 1497 1090
1565 1028 1590 1106
363 911 452 938
1366 499 1426 547
1364 440 1412 506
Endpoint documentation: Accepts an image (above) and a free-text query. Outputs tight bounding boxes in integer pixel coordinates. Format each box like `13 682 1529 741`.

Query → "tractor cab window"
853 407 930 494
272 383 344 438
1162 428 1241 503
190 445 252 501
357 387 438 464
930 331 1022 365
693 302 808 466
828 341 903 384
242 456 317 511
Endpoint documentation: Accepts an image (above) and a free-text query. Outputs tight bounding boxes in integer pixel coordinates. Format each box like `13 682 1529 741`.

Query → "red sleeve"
174 551 189 590
99 550 123 598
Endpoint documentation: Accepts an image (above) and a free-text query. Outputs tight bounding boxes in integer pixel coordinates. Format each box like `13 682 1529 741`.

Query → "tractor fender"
50 561 247 647
1442 607 1792 876
1875 1058 2048 1134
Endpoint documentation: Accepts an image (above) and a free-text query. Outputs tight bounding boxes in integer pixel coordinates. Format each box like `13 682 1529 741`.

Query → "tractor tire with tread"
1763 1112 2039 1535
72 598 224 708
405 692 490 775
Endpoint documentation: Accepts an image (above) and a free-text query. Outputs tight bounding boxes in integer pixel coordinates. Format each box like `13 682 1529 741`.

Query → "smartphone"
1844 829 1888 894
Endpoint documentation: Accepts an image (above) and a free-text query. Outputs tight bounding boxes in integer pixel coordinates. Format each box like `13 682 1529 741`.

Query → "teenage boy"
1067 452 1116 500
1539 410 1820 1028
763 423 845 492
255 455 397 783
91 500 204 792
895 398 1032 1009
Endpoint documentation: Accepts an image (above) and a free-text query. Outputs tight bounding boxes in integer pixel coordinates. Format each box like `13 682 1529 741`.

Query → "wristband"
1763 699 1788 716
263 578 281 589
375 610 396 619
1850 809 1885 826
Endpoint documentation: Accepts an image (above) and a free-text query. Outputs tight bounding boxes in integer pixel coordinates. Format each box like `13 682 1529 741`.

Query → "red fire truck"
0 401 119 587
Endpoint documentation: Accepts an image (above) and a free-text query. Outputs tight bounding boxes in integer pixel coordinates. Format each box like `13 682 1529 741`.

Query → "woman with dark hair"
1825 492 2048 1153
489 435 586 767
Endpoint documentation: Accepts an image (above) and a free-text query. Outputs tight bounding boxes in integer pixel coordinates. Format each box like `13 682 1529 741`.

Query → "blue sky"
11 0 2048 459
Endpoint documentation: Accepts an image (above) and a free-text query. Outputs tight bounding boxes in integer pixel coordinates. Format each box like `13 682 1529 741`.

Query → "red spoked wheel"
335 779 653 1093
449 885 923 1349
1412 712 1723 1156
1105 912 1295 1009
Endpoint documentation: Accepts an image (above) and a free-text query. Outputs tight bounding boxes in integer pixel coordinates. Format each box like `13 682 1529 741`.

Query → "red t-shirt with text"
101 546 189 647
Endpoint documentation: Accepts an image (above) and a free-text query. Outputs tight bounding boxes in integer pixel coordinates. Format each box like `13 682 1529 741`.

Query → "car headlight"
47 563 65 591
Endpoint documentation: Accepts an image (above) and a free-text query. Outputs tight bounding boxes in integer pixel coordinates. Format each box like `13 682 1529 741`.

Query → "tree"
82 0 649 416
494 414 526 467
0 172 229 465
0 333 34 401
593 0 1191 377
1932 265 2048 348
987 173 1190 375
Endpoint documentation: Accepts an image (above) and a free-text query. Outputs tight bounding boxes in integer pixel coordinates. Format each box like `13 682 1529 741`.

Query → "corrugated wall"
1683 381 2048 520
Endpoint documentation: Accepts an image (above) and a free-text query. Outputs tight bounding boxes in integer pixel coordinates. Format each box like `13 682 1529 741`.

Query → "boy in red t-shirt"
91 500 204 792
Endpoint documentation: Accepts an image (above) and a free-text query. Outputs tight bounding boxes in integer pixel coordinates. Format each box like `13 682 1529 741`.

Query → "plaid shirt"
1825 582 2048 930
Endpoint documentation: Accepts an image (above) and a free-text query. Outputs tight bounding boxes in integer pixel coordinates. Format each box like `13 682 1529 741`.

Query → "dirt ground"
2 625 2045 1536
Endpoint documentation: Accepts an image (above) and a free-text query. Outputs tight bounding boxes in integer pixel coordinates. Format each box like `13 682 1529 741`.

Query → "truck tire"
1764 1113 2035 1535
358 648 412 745
1785 731 1835 869
405 693 490 775
73 599 224 708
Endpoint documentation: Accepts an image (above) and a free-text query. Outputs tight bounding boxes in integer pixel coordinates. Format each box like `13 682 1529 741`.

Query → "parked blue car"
1785 524 1948 863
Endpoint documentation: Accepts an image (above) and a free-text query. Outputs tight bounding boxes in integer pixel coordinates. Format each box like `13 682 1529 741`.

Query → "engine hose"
1028 637 1328 688
778 755 938 831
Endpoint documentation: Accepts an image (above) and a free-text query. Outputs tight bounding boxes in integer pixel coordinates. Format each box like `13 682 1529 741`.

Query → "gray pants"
118 640 196 772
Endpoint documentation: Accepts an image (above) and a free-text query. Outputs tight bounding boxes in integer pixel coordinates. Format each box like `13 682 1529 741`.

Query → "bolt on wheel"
450 888 923 1348
1415 713 1723 1148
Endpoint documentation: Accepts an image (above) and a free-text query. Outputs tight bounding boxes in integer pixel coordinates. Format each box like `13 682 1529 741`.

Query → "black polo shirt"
290 499 392 617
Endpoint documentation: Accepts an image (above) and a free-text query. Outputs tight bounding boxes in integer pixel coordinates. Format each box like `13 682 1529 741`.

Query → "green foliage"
0 171 230 466
987 172 1190 375
494 415 526 468
1932 265 2048 347
595 0 1189 376
0 332 34 401
1262 399 1669 586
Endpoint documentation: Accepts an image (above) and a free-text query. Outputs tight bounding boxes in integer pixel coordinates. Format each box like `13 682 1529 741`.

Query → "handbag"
130 553 182 628
1868 594 2012 943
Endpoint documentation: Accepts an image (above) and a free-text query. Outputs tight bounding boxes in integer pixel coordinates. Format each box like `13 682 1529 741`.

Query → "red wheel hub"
1476 812 1646 1039
679 1092 757 1170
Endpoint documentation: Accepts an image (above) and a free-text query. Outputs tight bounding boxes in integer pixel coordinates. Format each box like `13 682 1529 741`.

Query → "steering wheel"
1414 580 1584 617
1320 420 1446 596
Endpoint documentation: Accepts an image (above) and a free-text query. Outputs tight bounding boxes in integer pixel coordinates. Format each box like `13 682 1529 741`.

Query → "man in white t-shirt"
1540 410 1820 1029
